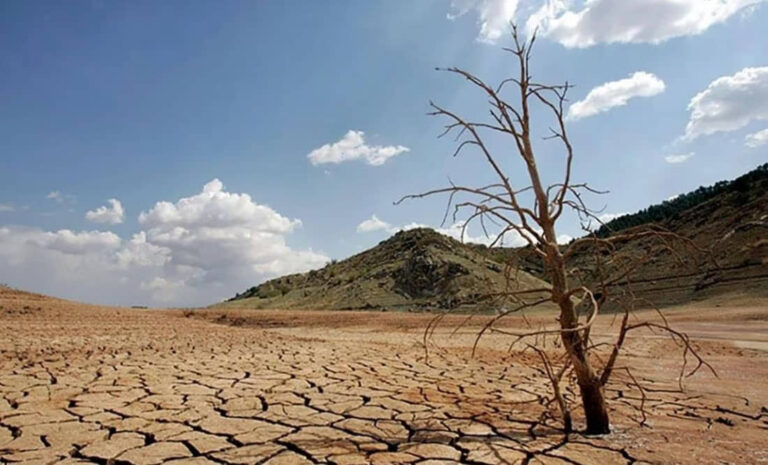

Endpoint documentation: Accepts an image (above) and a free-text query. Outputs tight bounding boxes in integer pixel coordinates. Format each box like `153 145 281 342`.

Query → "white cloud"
356 215 424 235
356 215 393 233
449 0 519 44
568 72 665 120
585 212 630 231
597 212 629 224
0 227 119 255
684 67 768 140
85 198 125 225
136 179 327 298
307 130 409 166
140 277 187 303
47 191 76 204
0 180 328 307
31 229 122 255
745 127 768 148
139 179 300 233
0 226 136 305
115 232 170 268
665 152 695 164
0 203 14 213
527 0 763 48
0 211 135 306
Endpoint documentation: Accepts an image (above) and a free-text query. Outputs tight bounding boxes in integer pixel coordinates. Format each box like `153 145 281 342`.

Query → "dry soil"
1 288 766 464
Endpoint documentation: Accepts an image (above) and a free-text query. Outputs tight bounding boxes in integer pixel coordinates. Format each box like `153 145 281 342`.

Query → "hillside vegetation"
221 228 550 311
596 163 767 236
487 163 768 307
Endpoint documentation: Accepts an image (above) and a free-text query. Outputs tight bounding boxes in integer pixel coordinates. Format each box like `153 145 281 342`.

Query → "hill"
225 163 767 311
591 164 767 306
486 163 768 307
221 228 551 311
596 163 768 236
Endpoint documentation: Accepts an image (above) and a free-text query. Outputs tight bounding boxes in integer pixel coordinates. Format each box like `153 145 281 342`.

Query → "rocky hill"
221 228 551 311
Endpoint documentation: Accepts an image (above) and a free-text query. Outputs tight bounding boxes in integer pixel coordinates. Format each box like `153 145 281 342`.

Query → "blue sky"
1 0 767 306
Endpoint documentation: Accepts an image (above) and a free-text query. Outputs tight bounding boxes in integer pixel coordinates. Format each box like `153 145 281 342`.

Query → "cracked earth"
1 289 767 464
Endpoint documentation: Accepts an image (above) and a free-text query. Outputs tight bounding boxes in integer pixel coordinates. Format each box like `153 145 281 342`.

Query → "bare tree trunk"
578 375 611 434
561 328 611 433
547 242 611 434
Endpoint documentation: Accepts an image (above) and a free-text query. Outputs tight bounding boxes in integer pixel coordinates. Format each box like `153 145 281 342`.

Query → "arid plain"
1 286 766 465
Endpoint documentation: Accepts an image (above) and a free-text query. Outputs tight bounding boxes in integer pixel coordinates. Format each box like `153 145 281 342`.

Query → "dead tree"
398 25 714 435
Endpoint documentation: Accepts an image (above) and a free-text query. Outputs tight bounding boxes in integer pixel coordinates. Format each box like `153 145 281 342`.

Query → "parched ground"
1 288 767 464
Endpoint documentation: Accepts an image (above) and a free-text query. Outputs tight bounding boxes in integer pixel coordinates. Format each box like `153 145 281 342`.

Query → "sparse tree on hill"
398 25 714 435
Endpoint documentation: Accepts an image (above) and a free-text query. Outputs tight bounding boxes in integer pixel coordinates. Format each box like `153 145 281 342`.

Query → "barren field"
1 288 767 464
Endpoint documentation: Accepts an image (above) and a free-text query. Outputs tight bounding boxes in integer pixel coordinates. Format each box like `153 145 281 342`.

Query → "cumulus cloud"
139 179 300 233
567 72 665 120
136 179 327 297
0 180 328 307
527 0 763 48
449 0 519 44
115 232 170 269
307 130 409 166
684 67 768 140
85 198 125 225
0 226 135 305
745 128 768 148
665 152 695 164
